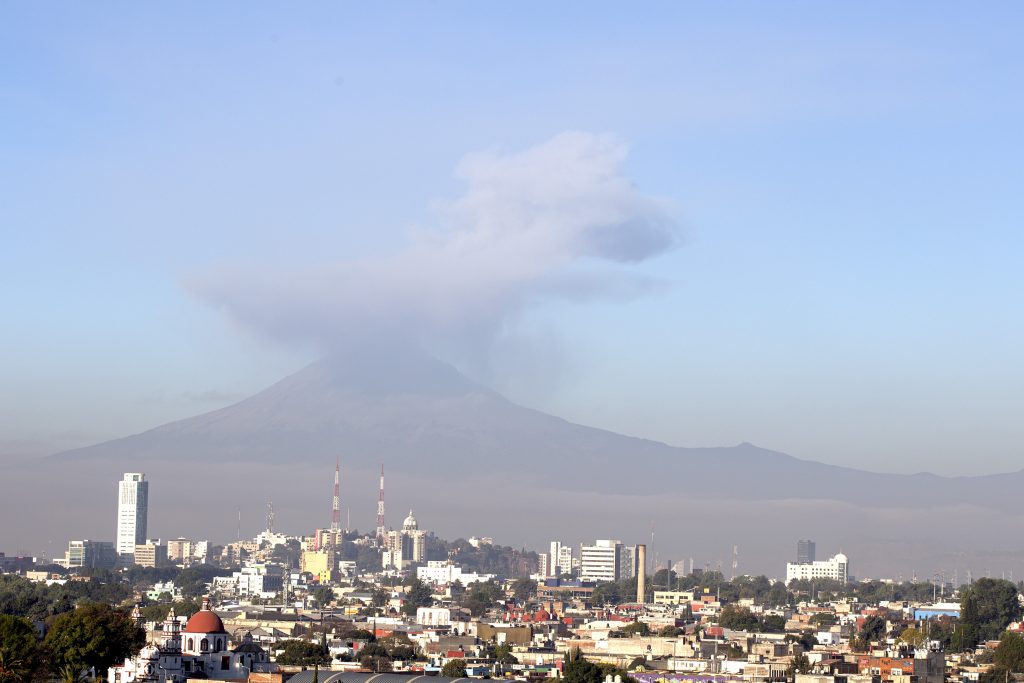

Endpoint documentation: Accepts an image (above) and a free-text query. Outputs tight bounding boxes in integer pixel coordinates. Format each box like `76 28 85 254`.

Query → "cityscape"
1 465 1019 683
3 4 1024 683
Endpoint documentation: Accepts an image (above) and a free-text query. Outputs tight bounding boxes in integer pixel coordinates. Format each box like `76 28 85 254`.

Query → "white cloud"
189 131 679 357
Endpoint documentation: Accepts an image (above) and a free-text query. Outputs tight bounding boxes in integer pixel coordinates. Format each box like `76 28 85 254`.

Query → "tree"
810 612 836 627
859 615 887 642
494 643 517 665
0 615 42 683
899 627 927 648
719 605 760 632
760 615 786 633
979 665 1012 683
994 632 1024 673
371 588 389 608
620 621 650 637
401 579 433 616
961 579 1022 646
312 586 334 608
275 640 330 665
511 578 537 602
43 603 144 676
788 653 812 676
441 659 467 678
563 648 603 683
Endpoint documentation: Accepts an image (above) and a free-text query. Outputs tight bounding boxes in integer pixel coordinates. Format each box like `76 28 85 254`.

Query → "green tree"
961 579 1022 646
859 615 887 642
760 615 786 632
621 621 650 637
312 586 334 608
494 643 517 665
899 626 927 648
511 578 537 602
43 603 144 676
401 579 433 616
979 665 1012 683
719 605 760 632
788 653 812 675
810 612 836 627
275 639 330 665
994 632 1024 673
441 659 467 677
371 588 389 608
563 648 603 683
0 615 42 683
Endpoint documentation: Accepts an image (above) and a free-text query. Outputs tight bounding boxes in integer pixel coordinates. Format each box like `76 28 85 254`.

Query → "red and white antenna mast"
376 464 386 541
331 457 341 533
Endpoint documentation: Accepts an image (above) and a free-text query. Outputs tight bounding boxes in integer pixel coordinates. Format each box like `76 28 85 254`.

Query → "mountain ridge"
51 351 1024 511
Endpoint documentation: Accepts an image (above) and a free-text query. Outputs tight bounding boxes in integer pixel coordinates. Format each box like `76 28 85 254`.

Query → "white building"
116 473 149 563
417 607 452 627
382 511 428 570
416 561 493 586
549 541 574 577
580 540 622 582
785 553 849 584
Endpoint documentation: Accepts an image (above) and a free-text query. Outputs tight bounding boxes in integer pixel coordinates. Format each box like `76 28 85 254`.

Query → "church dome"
185 605 227 634
402 510 418 530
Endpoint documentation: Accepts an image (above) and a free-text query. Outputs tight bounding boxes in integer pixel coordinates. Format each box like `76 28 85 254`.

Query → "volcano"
53 347 1024 511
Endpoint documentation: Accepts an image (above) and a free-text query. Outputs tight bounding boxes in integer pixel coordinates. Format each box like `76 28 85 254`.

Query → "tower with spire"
331 457 341 533
376 464 386 542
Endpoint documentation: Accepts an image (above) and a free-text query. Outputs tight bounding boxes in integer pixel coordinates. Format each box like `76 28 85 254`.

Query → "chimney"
637 544 647 604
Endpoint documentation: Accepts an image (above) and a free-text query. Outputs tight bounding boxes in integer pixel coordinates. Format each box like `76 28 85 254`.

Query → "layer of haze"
2 2 1024 477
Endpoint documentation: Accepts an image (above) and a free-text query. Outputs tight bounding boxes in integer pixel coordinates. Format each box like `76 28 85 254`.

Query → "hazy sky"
2 2 1023 476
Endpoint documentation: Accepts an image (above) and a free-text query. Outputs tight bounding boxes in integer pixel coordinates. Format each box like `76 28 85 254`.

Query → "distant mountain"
53 347 1024 511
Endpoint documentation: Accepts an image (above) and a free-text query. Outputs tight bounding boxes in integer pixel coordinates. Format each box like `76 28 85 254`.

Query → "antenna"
732 545 738 581
236 508 241 541
266 500 274 533
376 464 386 541
331 457 341 533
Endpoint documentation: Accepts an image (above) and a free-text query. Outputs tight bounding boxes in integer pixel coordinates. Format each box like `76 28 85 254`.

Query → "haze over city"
2 3 1024 576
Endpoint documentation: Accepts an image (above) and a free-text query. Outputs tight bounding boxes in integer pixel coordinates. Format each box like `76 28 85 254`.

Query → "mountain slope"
53 349 1024 510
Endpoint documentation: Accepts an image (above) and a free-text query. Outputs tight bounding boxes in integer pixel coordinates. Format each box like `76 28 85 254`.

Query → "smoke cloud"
189 132 679 359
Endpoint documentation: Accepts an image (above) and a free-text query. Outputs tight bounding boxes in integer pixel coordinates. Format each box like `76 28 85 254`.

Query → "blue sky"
2 2 1022 474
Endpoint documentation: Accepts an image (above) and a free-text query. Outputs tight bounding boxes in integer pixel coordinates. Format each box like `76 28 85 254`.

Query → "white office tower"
786 552 849 584
116 473 149 563
549 541 574 577
580 539 622 582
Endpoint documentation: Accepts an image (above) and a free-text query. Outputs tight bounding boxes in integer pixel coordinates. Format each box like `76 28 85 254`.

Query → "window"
201 638 209 651
187 638 194 651
221 656 230 670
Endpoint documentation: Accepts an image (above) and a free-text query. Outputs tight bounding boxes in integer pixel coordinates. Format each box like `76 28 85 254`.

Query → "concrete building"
786 552 849 584
116 473 149 564
549 541 574 577
537 552 549 578
417 607 452 626
580 539 622 582
134 541 168 568
382 511 427 570
301 548 336 583
64 540 116 570
797 539 816 564
417 561 493 586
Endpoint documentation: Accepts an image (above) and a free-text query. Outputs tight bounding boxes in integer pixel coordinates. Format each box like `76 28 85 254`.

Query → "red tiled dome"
184 608 227 634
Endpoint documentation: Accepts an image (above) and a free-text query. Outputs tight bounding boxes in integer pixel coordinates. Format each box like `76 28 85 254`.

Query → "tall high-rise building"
116 473 149 561
580 539 623 582
549 541 574 577
797 539 816 564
